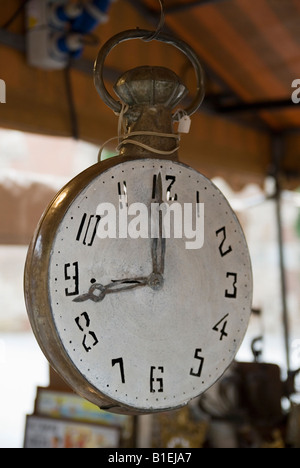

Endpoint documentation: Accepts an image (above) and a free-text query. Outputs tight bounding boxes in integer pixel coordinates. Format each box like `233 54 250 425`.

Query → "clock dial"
25 158 252 414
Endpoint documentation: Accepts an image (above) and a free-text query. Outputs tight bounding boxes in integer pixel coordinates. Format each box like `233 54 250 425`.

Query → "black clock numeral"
76 213 101 246
196 191 201 218
166 175 177 201
150 366 164 393
190 348 204 378
216 226 232 257
112 357 125 384
75 312 99 353
64 262 79 296
225 272 238 299
213 314 229 340
152 174 178 201
152 174 157 200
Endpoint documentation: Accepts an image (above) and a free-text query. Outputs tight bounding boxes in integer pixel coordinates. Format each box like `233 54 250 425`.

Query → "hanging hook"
143 0 165 42
94 28 206 117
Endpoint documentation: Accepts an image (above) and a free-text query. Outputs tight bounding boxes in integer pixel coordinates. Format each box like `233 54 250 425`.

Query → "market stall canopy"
0 0 300 190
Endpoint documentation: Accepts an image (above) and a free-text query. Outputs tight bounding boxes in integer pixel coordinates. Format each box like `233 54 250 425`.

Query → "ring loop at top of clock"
93 29 206 120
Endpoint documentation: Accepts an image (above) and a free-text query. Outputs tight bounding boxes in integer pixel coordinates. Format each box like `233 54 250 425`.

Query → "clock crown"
94 29 205 160
112 66 188 160
114 66 188 109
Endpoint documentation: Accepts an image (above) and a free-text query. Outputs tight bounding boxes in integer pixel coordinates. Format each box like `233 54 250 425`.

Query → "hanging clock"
24 29 252 415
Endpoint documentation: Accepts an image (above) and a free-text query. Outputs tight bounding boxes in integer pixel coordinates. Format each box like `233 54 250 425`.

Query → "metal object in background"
26 0 114 69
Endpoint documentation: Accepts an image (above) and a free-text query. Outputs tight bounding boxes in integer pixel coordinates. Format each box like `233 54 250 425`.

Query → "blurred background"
1 0 300 448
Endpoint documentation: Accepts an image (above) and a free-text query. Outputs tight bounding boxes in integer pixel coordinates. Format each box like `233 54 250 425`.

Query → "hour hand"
73 277 148 303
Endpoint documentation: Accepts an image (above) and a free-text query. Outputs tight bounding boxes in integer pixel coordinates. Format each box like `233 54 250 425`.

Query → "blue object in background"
49 1 115 62
72 0 113 34
51 3 83 29
56 33 83 59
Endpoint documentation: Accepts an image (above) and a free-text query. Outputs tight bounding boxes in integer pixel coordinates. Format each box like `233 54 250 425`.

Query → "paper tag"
178 115 191 134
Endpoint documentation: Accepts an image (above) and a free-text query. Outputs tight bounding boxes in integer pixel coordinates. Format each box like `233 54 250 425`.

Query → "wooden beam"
218 98 296 114
165 0 229 14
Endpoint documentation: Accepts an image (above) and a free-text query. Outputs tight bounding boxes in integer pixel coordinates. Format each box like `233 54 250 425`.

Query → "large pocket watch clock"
24 30 253 415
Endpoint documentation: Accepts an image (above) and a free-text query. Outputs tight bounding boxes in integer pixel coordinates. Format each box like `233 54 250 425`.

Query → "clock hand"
152 173 166 275
74 173 168 305
73 277 148 303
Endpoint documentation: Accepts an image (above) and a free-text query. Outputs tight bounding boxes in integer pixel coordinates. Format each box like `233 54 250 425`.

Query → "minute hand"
152 173 166 275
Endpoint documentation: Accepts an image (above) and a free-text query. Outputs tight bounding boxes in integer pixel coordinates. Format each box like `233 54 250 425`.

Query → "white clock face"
46 158 252 413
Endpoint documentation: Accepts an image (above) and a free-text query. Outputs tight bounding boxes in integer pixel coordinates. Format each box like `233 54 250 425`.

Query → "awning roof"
0 0 300 189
